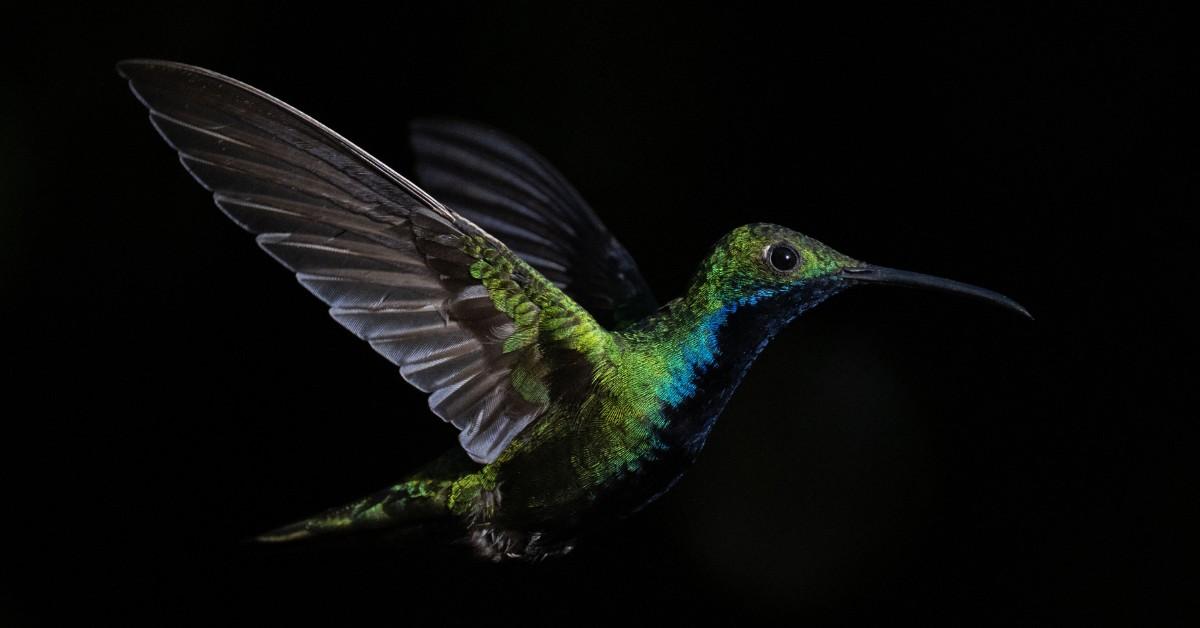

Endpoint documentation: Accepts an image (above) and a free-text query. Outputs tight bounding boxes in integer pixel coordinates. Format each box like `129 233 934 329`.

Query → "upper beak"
839 265 1032 319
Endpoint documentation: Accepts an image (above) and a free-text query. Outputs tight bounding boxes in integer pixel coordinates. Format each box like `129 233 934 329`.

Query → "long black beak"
839 265 1031 319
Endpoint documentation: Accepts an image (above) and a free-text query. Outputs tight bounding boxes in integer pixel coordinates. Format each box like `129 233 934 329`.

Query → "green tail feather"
255 478 452 543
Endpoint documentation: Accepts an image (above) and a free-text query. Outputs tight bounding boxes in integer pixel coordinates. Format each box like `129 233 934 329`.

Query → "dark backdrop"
1 5 1189 626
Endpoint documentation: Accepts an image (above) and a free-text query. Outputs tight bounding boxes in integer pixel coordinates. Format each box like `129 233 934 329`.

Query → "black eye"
768 244 799 272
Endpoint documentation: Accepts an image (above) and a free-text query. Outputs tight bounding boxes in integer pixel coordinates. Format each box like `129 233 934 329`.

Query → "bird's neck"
620 278 841 456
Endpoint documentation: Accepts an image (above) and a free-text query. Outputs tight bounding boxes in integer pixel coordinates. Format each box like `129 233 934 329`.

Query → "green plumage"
263 225 864 559
119 60 1028 561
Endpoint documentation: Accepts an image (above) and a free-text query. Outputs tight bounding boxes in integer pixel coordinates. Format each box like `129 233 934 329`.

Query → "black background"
1 4 1189 626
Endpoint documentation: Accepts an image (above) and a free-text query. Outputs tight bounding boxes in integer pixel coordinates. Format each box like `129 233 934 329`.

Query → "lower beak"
839 265 1031 319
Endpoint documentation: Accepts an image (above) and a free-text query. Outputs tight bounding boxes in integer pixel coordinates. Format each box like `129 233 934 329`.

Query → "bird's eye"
767 243 800 272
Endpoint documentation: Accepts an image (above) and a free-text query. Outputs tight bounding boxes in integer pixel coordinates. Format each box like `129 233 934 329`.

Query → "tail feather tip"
253 524 312 544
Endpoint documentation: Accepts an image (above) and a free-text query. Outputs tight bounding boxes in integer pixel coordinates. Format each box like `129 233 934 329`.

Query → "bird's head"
687 223 1029 320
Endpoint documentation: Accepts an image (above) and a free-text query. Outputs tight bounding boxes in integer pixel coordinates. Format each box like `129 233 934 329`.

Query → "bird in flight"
118 60 1029 561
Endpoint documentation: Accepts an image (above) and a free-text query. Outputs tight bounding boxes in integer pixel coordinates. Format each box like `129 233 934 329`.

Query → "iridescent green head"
686 223 856 311
689 223 1029 318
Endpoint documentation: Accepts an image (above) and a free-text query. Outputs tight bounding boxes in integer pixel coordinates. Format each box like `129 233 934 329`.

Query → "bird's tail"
254 477 453 544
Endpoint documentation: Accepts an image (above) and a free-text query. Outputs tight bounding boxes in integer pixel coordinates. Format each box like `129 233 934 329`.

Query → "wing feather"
410 119 657 328
119 60 606 463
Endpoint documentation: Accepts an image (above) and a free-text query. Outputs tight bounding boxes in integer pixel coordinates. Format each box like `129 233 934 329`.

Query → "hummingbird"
118 60 1029 561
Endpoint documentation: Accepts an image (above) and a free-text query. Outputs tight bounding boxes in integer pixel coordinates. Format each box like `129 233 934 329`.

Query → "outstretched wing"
118 60 609 463
410 118 657 329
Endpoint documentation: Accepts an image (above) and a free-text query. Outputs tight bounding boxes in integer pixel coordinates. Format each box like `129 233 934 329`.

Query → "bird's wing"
118 60 612 464
409 118 657 330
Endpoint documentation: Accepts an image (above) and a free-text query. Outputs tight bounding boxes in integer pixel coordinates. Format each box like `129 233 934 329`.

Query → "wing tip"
115 58 171 81
114 58 143 79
